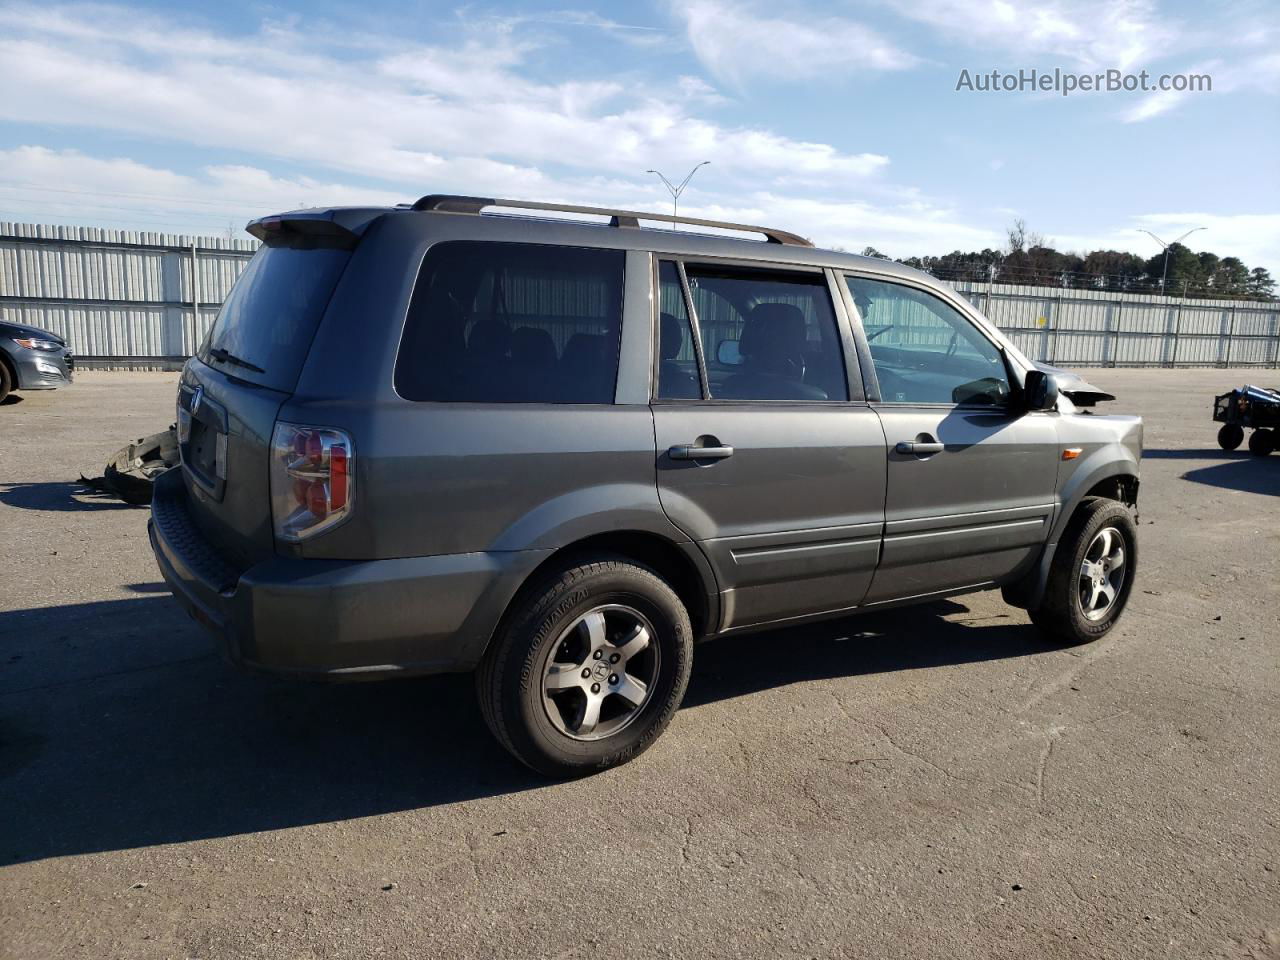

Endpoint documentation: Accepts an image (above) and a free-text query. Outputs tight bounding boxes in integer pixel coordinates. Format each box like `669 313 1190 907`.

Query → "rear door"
841 273 1059 603
179 235 353 567
651 259 887 631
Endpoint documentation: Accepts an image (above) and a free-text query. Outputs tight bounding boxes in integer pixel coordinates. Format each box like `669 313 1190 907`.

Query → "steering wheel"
866 325 891 343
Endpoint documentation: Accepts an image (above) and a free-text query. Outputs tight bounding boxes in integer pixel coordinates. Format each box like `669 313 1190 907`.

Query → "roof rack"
409 194 813 246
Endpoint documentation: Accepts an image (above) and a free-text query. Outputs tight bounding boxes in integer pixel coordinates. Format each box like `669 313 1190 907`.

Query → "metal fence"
0 222 257 366
2 221 1277 368
951 279 1280 368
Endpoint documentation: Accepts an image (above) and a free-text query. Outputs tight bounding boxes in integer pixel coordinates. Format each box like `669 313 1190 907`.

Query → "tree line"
862 220 1276 301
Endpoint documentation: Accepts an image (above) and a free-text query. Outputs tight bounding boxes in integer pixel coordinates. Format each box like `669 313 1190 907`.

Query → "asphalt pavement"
1 368 1276 959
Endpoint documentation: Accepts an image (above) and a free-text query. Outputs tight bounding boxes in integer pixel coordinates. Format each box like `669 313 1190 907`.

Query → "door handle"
896 440 944 455
669 443 734 460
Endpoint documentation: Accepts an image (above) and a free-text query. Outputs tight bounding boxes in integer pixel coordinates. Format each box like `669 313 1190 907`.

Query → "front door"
842 273 1059 603
651 259 887 631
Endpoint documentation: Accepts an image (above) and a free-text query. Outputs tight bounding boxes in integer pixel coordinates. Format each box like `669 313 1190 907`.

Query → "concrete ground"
1 368 1277 960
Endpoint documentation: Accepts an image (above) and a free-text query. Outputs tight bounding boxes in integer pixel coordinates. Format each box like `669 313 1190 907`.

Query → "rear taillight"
270 423 354 542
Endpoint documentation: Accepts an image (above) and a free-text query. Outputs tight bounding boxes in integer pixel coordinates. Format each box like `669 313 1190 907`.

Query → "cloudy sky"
1 0 1277 269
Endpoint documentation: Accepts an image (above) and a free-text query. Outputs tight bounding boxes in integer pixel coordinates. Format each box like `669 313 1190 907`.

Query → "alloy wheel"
540 604 660 741
1078 526 1127 622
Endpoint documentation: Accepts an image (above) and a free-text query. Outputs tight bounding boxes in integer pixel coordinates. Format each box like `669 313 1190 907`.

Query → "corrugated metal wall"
2 222 1277 367
951 280 1280 367
0 222 257 364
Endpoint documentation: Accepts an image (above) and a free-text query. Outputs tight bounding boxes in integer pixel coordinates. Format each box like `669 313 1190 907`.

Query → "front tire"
0 359 12 404
1029 497 1137 646
477 556 693 777
1217 423 1244 450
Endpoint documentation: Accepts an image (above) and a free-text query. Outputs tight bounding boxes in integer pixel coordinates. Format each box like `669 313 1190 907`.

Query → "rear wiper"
207 347 265 374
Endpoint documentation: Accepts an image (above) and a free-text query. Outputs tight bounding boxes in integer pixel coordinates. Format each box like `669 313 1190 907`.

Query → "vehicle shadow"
0 481 145 511
1142 448 1249 459
1179 460 1278 496
0 594 1051 865
683 602 1049 708
0 394 24 406
1142 449 1277 496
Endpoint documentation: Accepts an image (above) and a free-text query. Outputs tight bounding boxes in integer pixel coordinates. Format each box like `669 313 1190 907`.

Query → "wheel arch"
1004 457 1140 611
0 347 18 392
472 529 720 667
1081 473 1139 510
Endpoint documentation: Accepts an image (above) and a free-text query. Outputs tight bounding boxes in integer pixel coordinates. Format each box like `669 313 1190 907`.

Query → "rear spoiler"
245 207 387 247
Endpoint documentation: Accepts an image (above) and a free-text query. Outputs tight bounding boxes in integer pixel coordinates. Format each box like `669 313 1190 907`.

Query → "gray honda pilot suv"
150 195 1142 776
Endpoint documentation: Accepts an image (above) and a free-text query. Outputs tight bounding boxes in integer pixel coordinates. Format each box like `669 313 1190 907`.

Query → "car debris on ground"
78 425 178 504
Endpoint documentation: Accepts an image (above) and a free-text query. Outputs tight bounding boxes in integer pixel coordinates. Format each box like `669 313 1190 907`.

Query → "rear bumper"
148 469 546 679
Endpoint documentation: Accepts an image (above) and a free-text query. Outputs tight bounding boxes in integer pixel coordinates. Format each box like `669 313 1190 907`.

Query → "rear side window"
395 242 624 403
200 244 351 393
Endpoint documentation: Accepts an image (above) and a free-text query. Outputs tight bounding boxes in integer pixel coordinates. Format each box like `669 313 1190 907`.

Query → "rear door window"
395 242 624 403
683 265 849 402
656 261 704 399
199 244 351 393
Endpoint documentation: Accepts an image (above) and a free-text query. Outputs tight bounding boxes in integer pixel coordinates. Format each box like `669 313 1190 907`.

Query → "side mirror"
1024 369 1060 412
717 339 742 365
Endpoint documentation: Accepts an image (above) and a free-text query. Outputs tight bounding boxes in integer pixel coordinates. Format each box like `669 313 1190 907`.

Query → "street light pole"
646 162 710 223
1139 226 1206 296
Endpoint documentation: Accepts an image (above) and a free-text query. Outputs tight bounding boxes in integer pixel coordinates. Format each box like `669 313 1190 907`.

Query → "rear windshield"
199 244 351 392
394 241 624 403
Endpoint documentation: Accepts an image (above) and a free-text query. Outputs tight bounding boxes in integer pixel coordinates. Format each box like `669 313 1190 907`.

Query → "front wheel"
1217 423 1244 450
477 557 693 777
1029 498 1137 645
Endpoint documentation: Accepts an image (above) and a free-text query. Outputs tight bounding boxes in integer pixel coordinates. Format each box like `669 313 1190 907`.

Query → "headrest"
660 312 684 360
739 302 808 361
511 326 556 367
467 319 511 358
561 333 604 368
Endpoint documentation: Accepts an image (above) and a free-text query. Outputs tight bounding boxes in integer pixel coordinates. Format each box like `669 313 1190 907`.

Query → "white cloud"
484 9 671 48
0 146 409 233
1121 52 1279 121
880 0 1279 123
0 145 992 258
882 0 1177 71
675 0 919 86
0 3 1022 259
689 193 1004 256
0 3 892 192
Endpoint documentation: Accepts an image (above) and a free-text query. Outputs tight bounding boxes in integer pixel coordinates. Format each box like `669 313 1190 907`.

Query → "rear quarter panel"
285 213 686 561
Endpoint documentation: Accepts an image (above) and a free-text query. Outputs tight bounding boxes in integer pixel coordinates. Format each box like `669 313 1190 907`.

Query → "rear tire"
1029 497 1137 646
477 556 693 777
1217 423 1244 450
1248 429 1275 457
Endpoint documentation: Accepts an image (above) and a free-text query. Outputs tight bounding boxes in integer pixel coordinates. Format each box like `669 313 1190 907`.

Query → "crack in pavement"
866 719 982 786
678 814 695 867
1035 726 1065 813
1018 641 1115 714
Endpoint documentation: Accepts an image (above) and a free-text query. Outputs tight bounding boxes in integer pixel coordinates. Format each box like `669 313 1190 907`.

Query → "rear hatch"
178 229 354 568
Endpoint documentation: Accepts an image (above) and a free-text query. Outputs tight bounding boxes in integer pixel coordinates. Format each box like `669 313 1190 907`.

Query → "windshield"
199 244 351 392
